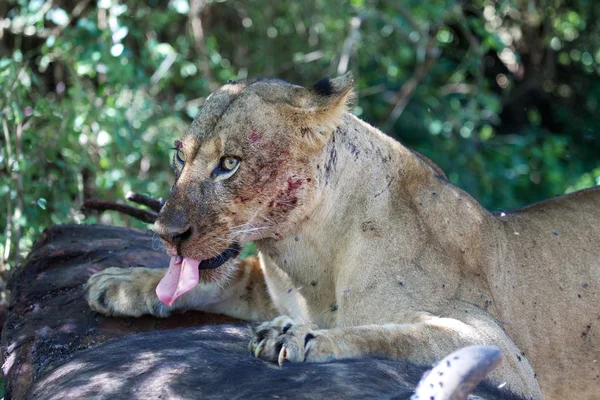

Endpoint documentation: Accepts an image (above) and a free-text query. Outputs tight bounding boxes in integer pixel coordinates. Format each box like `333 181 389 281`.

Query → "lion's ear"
289 72 355 146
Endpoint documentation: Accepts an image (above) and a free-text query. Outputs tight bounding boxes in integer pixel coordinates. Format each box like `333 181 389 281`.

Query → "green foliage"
1 0 599 268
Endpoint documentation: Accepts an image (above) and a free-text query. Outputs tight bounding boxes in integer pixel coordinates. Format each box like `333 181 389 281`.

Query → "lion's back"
492 186 600 399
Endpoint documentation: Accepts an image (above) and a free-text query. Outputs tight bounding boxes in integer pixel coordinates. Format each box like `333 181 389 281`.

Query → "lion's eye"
175 150 185 165
212 156 240 181
222 157 239 171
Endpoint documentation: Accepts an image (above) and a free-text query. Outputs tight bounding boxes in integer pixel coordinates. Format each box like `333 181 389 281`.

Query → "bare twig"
12 121 24 265
189 0 217 91
1 118 12 269
150 52 177 86
358 83 388 97
385 44 440 127
0 118 24 267
82 200 158 224
125 192 164 213
337 16 362 75
384 6 460 128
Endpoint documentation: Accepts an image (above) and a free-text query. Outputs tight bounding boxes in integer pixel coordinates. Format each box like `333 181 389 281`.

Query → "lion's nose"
157 226 193 245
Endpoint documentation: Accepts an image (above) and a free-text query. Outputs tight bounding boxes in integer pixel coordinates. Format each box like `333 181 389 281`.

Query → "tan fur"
86 74 600 400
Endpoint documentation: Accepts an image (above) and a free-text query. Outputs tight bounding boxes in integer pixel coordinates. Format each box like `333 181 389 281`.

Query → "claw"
254 339 265 358
278 345 287 367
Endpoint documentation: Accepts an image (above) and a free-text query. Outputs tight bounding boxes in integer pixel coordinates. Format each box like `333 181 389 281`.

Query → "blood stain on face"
287 177 303 192
249 130 262 143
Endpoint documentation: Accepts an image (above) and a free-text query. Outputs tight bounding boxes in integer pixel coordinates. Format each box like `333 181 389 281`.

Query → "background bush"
1 0 599 274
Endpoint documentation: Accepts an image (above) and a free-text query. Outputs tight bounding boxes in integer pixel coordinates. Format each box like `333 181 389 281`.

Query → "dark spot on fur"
300 126 312 139
374 176 394 198
324 131 338 184
330 303 338 311
375 147 392 163
399 281 404 286
312 77 333 96
311 280 317 286
346 141 360 160
552 231 559 236
360 221 381 236
517 354 522 362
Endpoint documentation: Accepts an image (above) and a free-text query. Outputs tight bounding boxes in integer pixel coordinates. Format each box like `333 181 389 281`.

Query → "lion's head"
153 74 354 305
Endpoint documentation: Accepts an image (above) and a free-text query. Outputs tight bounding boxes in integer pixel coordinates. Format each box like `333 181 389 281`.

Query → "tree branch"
125 192 164 213
385 44 440 128
384 6 460 128
82 200 158 224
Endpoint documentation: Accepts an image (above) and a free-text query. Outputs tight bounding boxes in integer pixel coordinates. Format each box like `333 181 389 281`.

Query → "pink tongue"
156 256 200 306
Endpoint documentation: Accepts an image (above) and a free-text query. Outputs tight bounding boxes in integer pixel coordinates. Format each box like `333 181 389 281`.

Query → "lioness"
87 74 600 399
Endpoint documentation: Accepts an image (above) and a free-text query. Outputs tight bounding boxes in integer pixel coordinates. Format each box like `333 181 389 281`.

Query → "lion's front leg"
250 317 407 365
86 257 278 321
250 314 542 399
249 316 325 364
86 267 169 317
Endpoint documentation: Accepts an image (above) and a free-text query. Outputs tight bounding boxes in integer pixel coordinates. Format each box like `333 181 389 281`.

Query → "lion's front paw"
86 267 169 317
249 316 334 365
